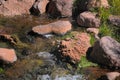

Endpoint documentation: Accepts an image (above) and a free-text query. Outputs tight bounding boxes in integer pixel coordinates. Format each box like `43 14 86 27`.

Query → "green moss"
60 32 74 40
0 68 4 74
78 56 97 68
11 34 29 49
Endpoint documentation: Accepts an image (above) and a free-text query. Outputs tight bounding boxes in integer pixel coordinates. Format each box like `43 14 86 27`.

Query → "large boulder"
77 11 100 28
32 20 72 35
46 0 73 18
89 36 120 68
87 0 109 10
58 32 90 63
109 15 120 27
0 48 17 63
0 0 34 16
30 0 49 16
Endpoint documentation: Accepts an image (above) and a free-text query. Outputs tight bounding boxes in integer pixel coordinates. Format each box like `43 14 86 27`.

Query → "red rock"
87 28 99 35
58 32 90 63
32 20 72 35
98 72 120 80
46 0 73 18
0 48 17 63
30 0 49 15
77 11 100 28
0 0 34 16
106 72 120 80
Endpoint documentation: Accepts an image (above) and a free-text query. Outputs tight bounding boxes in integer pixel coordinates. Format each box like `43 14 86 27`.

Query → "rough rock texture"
32 20 72 35
87 0 109 10
58 32 90 63
98 72 120 80
30 0 49 16
90 36 120 68
109 15 120 27
46 0 73 18
0 0 34 16
0 48 17 63
77 11 100 28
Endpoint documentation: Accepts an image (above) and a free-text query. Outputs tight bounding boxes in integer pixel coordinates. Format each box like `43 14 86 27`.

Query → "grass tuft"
78 56 97 68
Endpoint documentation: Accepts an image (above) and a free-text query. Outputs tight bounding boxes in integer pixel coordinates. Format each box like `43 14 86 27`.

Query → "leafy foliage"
99 23 112 37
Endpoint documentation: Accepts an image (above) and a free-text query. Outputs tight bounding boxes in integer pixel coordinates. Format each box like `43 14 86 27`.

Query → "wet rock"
46 0 73 18
37 52 53 59
30 0 49 16
97 72 120 80
87 0 109 10
37 74 84 80
109 15 120 27
89 36 120 68
0 34 28 48
0 0 34 16
58 32 90 63
77 11 100 28
32 20 72 35
0 48 17 63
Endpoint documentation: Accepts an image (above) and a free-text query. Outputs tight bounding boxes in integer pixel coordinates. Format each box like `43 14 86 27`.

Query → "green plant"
108 0 120 15
90 34 96 46
61 32 74 40
99 23 112 37
99 7 110 23
78 56 97 68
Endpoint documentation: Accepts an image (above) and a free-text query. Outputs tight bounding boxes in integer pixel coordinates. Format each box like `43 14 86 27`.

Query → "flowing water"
0 14 111 80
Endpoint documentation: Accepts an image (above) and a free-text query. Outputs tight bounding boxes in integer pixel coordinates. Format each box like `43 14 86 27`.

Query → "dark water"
0 14 112 80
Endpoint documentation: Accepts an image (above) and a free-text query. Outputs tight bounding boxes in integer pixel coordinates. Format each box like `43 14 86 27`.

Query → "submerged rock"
77 11 100 28
89 36 120 68
0 48 17 63
30 0 49 16
32 20 72 35
58 32 90 63
46 0 73 18
0 34 28 48
37 74 84 80
37 52 53 59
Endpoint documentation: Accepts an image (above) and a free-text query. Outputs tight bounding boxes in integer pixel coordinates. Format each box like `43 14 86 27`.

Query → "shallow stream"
0 14 112 80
